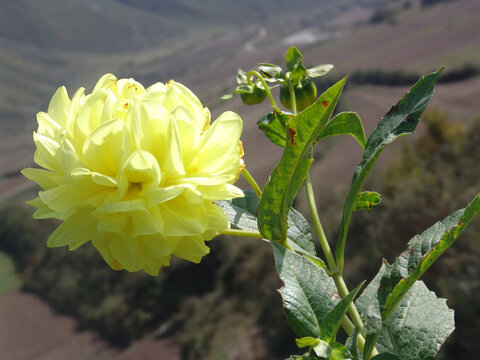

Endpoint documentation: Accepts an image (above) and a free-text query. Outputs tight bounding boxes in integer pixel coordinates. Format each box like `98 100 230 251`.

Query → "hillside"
1 0 480 359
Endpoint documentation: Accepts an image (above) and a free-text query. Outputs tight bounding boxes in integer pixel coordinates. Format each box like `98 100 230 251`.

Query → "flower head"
22 74 244 275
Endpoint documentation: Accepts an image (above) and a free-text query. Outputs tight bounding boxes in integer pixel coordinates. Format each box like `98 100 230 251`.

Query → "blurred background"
0 0 479 359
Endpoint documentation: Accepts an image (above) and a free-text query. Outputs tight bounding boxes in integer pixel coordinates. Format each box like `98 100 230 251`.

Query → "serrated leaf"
272 242 340 338
353 191 381 212
320 282 364 343
316 112 366 149
357 281 454 360
217 190 259 231
371 354 401 360
335 68 444 267
218 190 317 256
357 194 480 334
258 78 346 243
307 64 334 78
257 112 292 147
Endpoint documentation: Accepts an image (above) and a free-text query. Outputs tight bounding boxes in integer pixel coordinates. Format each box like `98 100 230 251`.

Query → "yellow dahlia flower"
22 74 244 275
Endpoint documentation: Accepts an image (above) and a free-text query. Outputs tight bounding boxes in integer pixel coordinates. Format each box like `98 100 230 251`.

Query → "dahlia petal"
73 88 108 146
109 235 141 272
39 185 88 212
21 168 61 190
82 118 125 176
204 201 230 231
92 236 122 270
66 87 85 138
173 236 210 263
160 199 209 236
144 184 189 208
93 73 118 94
195 111 243 173
143 256 171 276
37 112 63 140
33 132 61 171
122 150 161 185
100 89 118 124
47 208 96 249
47 86 70 128
140 235 180 259
198 183 244 201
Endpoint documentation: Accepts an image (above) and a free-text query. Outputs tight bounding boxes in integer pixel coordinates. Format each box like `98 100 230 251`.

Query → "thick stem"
241 167 262 199
246 70 281 113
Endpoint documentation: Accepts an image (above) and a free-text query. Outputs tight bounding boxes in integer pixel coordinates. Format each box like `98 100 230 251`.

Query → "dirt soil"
0 290 179 360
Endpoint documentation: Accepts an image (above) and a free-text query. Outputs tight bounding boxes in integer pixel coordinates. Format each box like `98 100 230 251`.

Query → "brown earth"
0 290 179 360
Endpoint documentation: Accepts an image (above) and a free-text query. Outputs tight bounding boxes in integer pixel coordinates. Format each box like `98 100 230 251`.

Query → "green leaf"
234 84 253 94
217 190 259 232
353 191 381 212
335 68 444 267
357 280 454 360
316 112 366 150
271 242 340 338
258 63 285 81
220 93 234 100
371 354 401 360
312 340 332 358
286 46 304 71
296 337 320 348
345 329 360 360
257 112 292 147
258 78 346 243
236 68 248 84
357 194 480 333
330 342 354 360
320 282 364 343
307 64 334 78
285 46 307 85
218 190 317 256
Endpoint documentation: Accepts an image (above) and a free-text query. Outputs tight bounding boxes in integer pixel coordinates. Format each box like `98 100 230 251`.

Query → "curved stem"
241 167 262 199
218 229 264 239
246 70 281 113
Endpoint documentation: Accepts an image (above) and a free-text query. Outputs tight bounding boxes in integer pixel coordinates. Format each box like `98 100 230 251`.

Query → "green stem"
246 70 281 113
305 172 378 357
218 229 264 239
305 173 336 271
241 167 262 199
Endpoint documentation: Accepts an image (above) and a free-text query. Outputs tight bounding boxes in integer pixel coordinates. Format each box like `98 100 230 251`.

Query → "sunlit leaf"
258 78 346 243
335 68 444 267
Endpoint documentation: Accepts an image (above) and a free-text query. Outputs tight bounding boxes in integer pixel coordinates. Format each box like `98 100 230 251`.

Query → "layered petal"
23 74 245 275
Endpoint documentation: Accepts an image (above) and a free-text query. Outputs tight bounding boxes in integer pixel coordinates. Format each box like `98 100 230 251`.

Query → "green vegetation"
346 111 480 359
0 252 21 293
